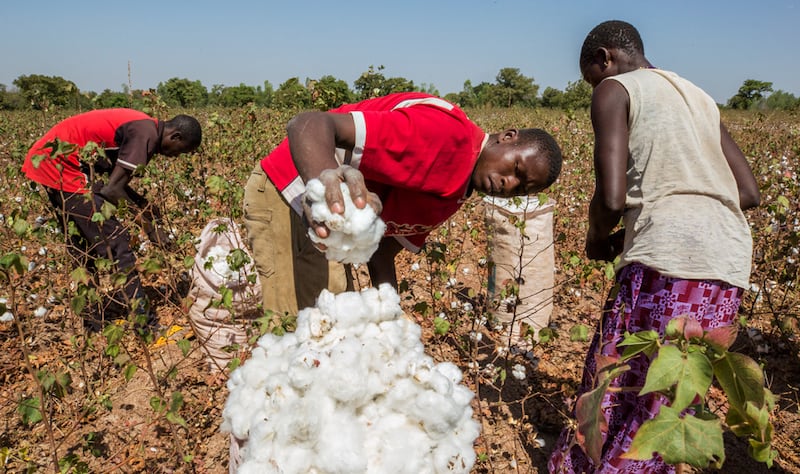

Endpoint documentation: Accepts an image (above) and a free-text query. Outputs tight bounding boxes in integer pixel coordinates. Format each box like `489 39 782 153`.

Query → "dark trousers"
45 187 148 328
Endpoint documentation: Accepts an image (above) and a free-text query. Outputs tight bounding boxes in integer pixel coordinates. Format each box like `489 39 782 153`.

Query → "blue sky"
1 1 797 104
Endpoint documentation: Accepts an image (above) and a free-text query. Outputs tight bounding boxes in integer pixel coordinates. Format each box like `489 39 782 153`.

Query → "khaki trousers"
242 163 351 318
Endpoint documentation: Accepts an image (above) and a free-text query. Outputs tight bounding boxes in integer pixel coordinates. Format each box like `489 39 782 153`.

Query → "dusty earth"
1 195 797 474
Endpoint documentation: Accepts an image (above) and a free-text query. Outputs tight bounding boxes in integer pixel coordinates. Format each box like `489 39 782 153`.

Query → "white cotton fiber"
222 284 480 473
198 245 249 287
304 179 386 264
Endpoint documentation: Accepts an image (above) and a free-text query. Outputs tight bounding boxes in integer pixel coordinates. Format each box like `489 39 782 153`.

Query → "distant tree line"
0 66 796 112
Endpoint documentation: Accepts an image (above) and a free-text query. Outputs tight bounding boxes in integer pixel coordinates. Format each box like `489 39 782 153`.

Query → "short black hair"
580 20 644 70
167 114 202 150
520 128 562 188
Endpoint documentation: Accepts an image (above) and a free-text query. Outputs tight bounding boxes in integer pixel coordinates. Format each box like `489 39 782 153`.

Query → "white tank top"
607 68 752 288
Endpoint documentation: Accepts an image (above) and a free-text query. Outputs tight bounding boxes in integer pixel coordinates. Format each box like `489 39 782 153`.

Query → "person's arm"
288 111 382 238
97 165 170 246
585 79 630 262
720 123 760 210
367 237 403 288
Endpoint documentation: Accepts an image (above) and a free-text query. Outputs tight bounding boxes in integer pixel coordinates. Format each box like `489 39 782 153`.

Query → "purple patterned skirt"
548 263 743 473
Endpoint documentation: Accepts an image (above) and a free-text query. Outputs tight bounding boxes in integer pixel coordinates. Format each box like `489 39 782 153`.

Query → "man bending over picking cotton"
243 92 562 319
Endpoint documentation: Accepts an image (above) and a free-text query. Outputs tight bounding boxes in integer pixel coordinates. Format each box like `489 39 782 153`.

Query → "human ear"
594 47 610 68
501 128 519 142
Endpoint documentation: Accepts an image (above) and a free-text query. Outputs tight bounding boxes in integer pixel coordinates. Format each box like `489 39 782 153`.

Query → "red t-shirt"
22 109 159 193
261 92 487 252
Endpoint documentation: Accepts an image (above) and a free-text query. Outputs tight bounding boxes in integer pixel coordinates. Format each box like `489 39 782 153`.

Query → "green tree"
353 65 415 101
217 83 260 107
484 68 538 107
764 90 799 111
93 88 130 108
727 79 773 110
272 77 312 109
13 74 80 110
156 77 208 107
308 75 353 110
256 80 274 107
0 84 26 110
541 86 564 108
561 79 592 110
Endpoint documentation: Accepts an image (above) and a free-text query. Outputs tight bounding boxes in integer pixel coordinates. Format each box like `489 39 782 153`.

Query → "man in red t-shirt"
22 108 202 331
243 92 562 318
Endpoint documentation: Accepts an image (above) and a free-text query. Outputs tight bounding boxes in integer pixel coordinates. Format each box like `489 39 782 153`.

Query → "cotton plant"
304 179 386 264
221 285 480 473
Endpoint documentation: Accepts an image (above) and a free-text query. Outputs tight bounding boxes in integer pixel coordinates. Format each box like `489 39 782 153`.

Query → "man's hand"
302 165 382 239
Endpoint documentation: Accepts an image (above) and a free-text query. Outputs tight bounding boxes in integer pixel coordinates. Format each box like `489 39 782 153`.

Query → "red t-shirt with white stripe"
260 92 487 252
22 109 159 193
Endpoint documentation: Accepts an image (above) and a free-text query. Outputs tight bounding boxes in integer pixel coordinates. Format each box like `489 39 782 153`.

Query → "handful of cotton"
304 178 386 264
221 284 481 474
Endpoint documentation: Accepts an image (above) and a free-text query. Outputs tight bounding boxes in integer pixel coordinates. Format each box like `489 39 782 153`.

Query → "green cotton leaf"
102 322 125 345
177 338 191 357
12 218 30 236
100 199 117 219
184 256 195 269
70 294 87 316
90 212 105 223
220 287 233 309
574 364 631 465
166 411 188 428
17 397 43 426
0 252 28 278
150 396 167 413
640 344 713 412
616 330 660 361
413 301 429 316
227 248 251 271
206 175 228 195
169 391 184 412
622 405 725 468
433 316 450 335
123 363 137 382
70 266 91 285
139 257 164 275
603 262 616 280
569 324 589 342
712 351 766 416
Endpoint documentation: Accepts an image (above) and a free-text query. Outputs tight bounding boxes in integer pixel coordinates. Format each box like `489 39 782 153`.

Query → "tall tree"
272 77 312 109
764 90 799 111
157 77 208 107
13 74 80 110
353 65 415 101
485 68 538 107
561 79 592 109
727 79 773 110
308 75 353 110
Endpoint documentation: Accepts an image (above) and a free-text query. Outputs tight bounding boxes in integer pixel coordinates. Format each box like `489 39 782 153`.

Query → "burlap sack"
484 196 555 350
187 218 262 372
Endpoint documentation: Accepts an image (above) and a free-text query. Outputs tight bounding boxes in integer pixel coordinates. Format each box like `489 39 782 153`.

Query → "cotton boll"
366 413 433 474
316 410 368 473
287 349 324 390
432 437 474 474
304 179 386 264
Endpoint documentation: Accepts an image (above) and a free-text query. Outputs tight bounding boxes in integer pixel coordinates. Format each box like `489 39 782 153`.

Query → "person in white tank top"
549 20 761 474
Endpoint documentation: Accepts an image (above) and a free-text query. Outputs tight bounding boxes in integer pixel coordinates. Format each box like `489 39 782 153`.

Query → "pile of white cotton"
304 179 386 264
221 284 481 474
